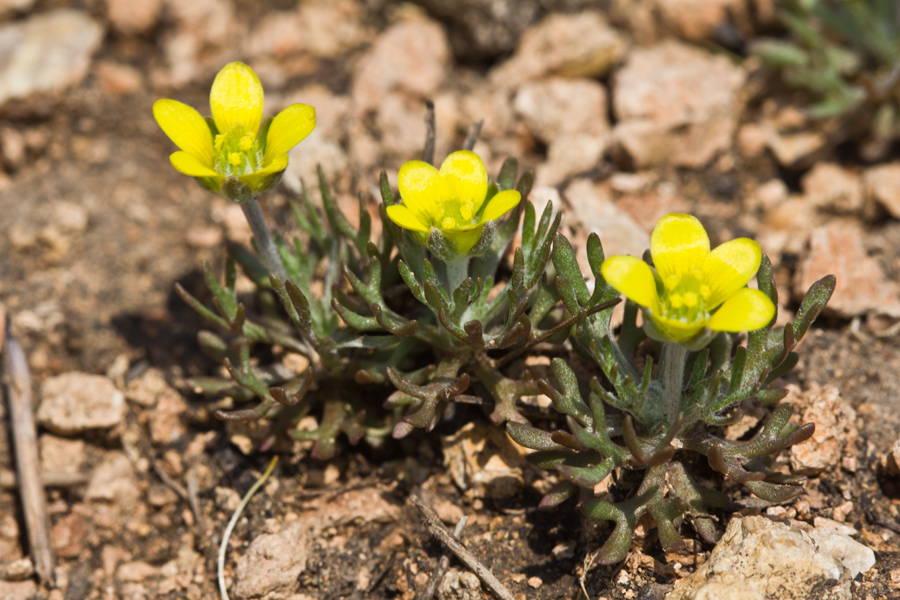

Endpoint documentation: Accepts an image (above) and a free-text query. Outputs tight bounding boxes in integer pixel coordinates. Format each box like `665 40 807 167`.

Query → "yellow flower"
601 214 775 345
153 62 315 202
386 151 521 254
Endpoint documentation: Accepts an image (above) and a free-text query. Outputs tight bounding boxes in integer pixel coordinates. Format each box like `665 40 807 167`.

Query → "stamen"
239 135 254 151
228 152 242 166
460 201 474 221
669 294 684 309
441 216 455 229
683 292 698 308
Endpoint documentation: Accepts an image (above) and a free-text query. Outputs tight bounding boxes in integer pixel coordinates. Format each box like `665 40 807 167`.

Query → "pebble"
883 438 900 475
107 0 162 35
610 41 745 168
40 434 85 475
514 77 610 144
490 11 626 87
351 18 449 114
232 521 313 599
802 162 864 214
653 0 746 41
37 373 125 435
85 452 141 508
787 384 858 476
793 220 900 317
439 569 482 600
0 581 37 600
667 515 874 600
563 178 650 261
0 0 35 19
862 162 900 219
0 10 103 109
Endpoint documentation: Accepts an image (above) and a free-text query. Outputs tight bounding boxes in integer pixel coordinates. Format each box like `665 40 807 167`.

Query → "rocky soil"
0 1 899 599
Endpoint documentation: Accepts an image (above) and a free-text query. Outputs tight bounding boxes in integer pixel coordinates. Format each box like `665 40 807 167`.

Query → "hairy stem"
662 342 689 424
241 195 289 282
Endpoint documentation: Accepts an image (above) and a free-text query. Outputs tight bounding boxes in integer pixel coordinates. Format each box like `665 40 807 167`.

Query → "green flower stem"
241 195 289 283
444 257 470 292
661 342 689 423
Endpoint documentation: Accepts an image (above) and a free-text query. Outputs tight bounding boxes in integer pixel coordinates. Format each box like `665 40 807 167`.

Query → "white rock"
653 0 746 41
808 528 876 578
0 10 103 107
439 569 482 600
611 41 745 168
38 373 125 435
491 11 626 88
536 133 607 187
667 515 871 600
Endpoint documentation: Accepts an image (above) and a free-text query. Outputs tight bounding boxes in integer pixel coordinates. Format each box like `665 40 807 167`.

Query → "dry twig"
422 100 436 165
463 120 484 152
410 495 515 600
418 514 469 600
2 320 55 584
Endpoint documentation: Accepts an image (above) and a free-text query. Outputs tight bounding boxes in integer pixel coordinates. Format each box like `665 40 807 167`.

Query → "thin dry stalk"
2 322 54 584
410 495 515 600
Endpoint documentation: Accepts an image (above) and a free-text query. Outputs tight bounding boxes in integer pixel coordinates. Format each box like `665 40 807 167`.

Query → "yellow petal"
239 153 288 191
651 214 710 288
210 62 264 136
479 190 521 223
707 288 775 332
386 204 430 233
398 160 445 223
701 238 762 309
264 103 316 165
439 150 488 211
600 256 660 314
170 151 220 178
153 99 215 166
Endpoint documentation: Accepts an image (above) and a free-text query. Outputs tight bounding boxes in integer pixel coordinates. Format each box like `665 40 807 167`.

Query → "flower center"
430 195 478 231
214 127 261 177
660 273 711 325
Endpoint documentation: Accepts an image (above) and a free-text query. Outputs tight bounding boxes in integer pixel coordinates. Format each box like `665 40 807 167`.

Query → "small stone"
737 122 768 158
667 516 869 600
808 528 875 577
125 368 175 408
37 372 125 435
793 220 900 317
85 451 141 508
890 568 900 590
0 10 103 109
95 60 143 95
439 569 481 600
812 516 858 537
563 179 650 261
0 581 37 600
0 126 24 168
527 576 543 589
764 125 827 167
116 561 158 583
50 509 90 558
884 438 900 475
0 558 33 581
40 434 85 475
491 11 626 87
832 500 854 523
514 77 609 144
232 521 312 599
351 18 449 114
0 0 35 19
610 41 745 168
802 163 863 214
787 385 858 476
185 225 223 248
536 133 607 186
863 162 900 218
432 498 464 525
552 541 577 560
107 0 162 35
747 178 789 212
653 0 746 41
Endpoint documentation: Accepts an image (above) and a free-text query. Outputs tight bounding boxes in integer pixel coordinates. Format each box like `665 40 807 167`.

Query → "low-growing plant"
155 62 835 562
752 0 900 159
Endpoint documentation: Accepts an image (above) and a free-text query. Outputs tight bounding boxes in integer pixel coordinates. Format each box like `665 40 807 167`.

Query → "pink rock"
351 18 450 114
654 0 747 41
490 11 626 87
514 77 609 143
788 385 858 476
863 162 900 218
611 41 745 168
37 372 125 435
802 163 863 214
107 0 162 35
793 220 900 317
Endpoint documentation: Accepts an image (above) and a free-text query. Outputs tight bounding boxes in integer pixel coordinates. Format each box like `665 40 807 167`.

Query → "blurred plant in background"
752 0 900 159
